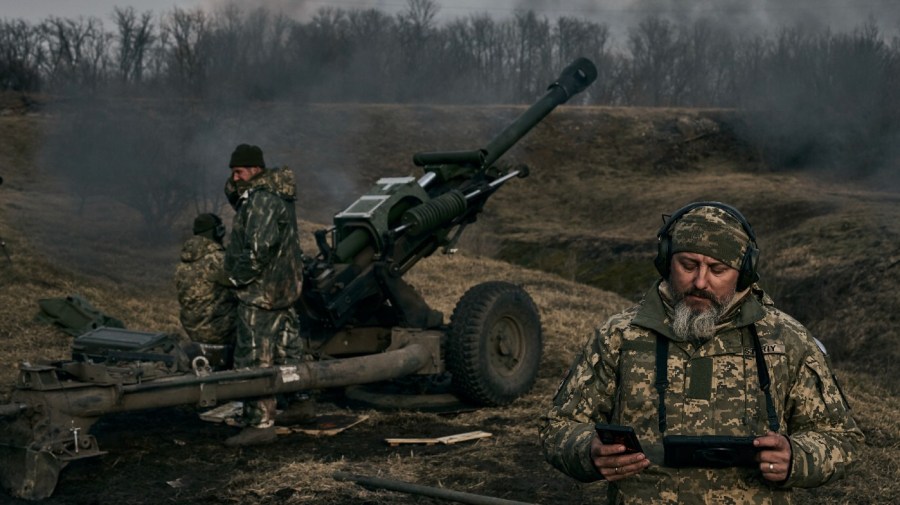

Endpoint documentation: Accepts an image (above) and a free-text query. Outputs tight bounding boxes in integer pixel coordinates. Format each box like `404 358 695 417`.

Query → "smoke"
199 0 421 21
511 0 900 40
12 0 900 284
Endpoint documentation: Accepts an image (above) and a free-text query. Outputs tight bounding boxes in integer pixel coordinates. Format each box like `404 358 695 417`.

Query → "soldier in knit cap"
218 144 305 446
174 213 237 346
540 202 863 504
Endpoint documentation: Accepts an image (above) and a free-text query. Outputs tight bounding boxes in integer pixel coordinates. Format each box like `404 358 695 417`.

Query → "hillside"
1 98 898 504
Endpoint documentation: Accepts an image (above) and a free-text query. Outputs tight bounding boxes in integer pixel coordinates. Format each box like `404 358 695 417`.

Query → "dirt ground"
33 392 567 505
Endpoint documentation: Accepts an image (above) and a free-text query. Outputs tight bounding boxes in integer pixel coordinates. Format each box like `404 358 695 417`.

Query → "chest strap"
654 336 669 434
749 324 781 433
655 325 780 434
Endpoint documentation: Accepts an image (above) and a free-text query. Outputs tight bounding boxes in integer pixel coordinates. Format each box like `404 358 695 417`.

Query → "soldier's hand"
590 435 650 481
211 270 235 287
754 431 791 482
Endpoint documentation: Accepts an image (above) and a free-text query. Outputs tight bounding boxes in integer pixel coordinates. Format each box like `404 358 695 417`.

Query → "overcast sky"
1 1 541 22
2 0 898 39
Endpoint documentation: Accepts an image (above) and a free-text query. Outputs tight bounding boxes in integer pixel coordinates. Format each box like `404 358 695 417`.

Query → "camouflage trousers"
234 303 304 427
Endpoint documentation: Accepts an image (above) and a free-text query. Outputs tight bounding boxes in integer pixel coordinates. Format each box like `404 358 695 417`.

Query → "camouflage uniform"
225 166 305 427
174 235 237 345
540 205 863 505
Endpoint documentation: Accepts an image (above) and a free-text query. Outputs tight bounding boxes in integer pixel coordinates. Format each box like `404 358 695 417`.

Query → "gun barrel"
482 57 597 168
0 344 436 500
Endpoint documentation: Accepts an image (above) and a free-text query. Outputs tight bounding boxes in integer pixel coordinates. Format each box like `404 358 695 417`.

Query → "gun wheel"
446 281 542 406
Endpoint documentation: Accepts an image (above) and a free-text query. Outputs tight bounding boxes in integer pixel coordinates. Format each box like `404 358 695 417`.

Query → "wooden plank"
276 414 370 437
385 430 492 446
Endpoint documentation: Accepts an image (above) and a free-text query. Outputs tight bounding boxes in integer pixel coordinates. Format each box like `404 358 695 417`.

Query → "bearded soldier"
174 213 236 346
540 202 863 504
218 144 305 446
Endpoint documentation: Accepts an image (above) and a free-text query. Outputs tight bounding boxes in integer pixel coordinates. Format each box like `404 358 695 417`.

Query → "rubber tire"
446 281 542 406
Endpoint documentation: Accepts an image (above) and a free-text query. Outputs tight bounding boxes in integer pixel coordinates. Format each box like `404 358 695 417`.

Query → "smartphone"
595 423 644 454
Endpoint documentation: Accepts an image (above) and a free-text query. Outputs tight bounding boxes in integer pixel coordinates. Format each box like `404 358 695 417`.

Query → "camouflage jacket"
225 166 304 310
174 236 237 345
540 280 863 505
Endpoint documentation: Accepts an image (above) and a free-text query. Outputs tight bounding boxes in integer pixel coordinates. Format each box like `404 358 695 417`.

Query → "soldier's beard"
671 288 733 345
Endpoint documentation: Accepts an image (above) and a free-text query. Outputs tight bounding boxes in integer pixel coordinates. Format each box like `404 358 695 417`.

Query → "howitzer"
0 58 597 501
300 57 596 332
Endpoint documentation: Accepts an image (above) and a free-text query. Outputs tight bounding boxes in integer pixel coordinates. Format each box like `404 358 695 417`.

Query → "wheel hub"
489 317 523 376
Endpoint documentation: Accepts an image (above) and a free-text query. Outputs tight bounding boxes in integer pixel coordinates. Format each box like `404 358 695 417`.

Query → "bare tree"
468 14 506 97
625 16 682 106
345 9 400 101
0 19 44 91
161 7 210 95
396 0 440 100
112 7 155 86
658 19 739 107
38 16 111 92
399 0 439 34
512 11 552 101
440 17 483 100
554 17 612 103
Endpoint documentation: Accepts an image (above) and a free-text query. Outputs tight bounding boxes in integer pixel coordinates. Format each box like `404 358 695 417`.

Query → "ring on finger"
614 467 620 474
768 463 774 471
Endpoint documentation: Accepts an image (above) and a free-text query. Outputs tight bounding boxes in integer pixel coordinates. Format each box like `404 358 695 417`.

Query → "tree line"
3 0 899 175
1 2 896 105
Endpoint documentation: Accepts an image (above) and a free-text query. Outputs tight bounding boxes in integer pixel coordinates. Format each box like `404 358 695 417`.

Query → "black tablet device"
663 435 759 468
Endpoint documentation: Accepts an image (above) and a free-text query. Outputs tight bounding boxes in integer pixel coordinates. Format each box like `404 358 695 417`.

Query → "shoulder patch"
743 343 786 357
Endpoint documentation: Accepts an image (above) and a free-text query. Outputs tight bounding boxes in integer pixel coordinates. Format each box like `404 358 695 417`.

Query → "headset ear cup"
655 236 671 280
737 245 760 291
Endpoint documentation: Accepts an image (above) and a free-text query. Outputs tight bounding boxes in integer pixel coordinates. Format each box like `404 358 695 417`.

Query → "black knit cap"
229 144 265 168
193 213 221 235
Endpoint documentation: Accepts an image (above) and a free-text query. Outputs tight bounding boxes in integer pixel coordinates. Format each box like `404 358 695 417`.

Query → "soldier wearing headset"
540 202 863 504
174 213 237 346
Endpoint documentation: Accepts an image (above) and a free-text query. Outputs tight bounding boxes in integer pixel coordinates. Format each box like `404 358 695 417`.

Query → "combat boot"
224 425 277 447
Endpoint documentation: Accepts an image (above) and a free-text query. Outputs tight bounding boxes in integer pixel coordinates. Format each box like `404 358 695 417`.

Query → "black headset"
212 215 226 242
654 201 760 291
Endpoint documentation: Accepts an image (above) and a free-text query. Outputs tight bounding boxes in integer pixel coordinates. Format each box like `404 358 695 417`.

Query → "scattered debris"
385 430 492 446
166 478 185 489
333 471 536 505
198 401 243 423
275 414 369 437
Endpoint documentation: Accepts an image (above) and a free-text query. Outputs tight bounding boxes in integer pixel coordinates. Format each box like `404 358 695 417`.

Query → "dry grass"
1 101 898 504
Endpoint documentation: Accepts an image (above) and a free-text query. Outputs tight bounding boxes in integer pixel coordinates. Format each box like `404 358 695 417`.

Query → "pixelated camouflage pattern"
671 206 750 270
174 236 237 345
225 166 304 310
233 297 304 426
540 280 863 504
